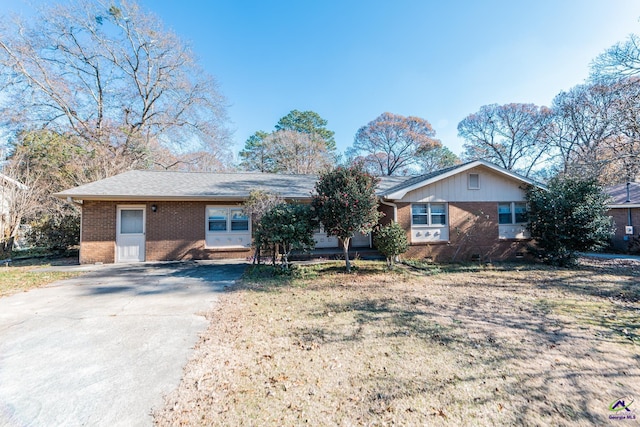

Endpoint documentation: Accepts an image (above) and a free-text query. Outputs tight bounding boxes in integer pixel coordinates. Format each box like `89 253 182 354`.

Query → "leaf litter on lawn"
154 258 640 426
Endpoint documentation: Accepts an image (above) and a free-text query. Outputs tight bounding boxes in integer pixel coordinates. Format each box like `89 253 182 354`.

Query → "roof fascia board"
609 204 640 209
52 194 314 202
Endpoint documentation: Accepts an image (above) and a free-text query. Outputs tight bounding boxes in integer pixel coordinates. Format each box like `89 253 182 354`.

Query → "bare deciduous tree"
591 33 640 82
349 112 441 176
547 84 617 179
0 150 48 253
458 103 551 177
0 0 230 176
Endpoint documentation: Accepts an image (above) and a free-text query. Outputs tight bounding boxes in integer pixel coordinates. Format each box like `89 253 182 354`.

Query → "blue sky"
5 1 640 159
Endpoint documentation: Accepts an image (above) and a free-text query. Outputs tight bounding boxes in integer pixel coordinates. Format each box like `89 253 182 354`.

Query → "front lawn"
0 257 82 297
155 258 640 426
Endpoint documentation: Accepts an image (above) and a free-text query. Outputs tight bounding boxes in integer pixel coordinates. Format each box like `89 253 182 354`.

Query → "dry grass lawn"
0 258 81 297
155 257 640 426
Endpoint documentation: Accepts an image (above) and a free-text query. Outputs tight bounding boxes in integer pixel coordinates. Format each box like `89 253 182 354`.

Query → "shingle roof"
55 160 542 202
606 182 640 205
54 170 411 201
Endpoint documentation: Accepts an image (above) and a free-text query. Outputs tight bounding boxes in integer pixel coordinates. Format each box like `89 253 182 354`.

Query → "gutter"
379 199 398 222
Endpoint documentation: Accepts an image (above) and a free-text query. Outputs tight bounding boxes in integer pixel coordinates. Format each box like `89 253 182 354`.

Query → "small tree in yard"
312 164 382 272
373 221 409 268
254 203 317 271
525 177 614 266
243 190 283 264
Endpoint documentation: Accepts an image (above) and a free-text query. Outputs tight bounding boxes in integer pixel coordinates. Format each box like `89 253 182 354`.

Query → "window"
230 209 249 231
207 207 249 232
468 173 480 189
208 208 228 232
412 203 447 226
120 209 144 234
205 206 251 248
498 202 527 224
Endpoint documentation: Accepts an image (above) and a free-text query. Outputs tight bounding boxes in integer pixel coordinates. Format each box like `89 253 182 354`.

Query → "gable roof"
606 182 640 208
54 160 542 202
54 170 408 201
380 159 541 200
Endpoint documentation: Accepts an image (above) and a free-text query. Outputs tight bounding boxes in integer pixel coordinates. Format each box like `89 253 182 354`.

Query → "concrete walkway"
0 261 246 427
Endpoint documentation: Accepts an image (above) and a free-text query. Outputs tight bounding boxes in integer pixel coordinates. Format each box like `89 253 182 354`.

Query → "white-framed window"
410 203 449 242
468 173 480 190
412 203 447 226
498 202 527 225
205 206 251 248
207 207 249 232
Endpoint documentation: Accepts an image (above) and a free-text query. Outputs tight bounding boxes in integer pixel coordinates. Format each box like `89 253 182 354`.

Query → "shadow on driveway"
0 261 247 427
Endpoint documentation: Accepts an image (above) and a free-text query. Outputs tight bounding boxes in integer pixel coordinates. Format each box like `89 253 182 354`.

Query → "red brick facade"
81 200 529 264
387 201 529 263
608 207 640 250
80 200 253 264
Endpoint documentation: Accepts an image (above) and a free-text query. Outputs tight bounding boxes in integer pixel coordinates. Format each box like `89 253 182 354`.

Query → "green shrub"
525 177 614 266
373 221 409 268
25 213 80 252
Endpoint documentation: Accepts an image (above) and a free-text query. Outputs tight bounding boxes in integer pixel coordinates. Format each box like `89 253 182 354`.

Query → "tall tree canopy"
239 110 336 173
591 33 640 82
458 103 551 177
275 110 337 151
546 82 629 182
349 112 441 176
0 0 230 175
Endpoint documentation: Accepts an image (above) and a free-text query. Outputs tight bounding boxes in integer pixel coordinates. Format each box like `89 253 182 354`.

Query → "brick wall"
80 200 253 264
394 201 529 262
80 201 116 264
608 207 640 250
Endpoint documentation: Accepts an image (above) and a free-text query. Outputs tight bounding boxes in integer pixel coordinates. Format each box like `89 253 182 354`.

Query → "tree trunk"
343 237 351 272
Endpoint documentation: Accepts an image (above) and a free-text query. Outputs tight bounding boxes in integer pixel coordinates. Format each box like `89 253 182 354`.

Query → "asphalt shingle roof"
606 182 640 204
55 170 412 201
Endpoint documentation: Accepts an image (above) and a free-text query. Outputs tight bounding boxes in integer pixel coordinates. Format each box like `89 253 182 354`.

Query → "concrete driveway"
0 261 246 427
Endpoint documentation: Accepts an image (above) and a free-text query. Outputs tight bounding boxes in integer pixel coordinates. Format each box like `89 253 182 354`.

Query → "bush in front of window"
373 221 409 268
525 177 614 266
254 203 317 271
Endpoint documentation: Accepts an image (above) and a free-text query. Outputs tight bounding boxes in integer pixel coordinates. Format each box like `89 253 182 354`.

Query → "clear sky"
4 1 640 160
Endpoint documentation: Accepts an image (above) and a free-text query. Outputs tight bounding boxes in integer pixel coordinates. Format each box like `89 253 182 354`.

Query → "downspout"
626 182 632 228
379 199 398 223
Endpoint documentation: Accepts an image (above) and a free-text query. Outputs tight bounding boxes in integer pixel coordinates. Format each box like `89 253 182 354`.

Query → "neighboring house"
606 182 640 250
0 173 29 250
54 160 540 264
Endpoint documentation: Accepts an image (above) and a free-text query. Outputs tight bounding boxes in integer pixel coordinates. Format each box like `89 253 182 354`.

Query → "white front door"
116 206 146 262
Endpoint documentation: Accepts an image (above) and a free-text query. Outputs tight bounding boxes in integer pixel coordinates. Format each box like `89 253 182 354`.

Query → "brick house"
606 182 640 251
55 160 539 264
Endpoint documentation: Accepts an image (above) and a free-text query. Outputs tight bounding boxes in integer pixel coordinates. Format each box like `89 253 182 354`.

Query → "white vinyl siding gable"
400 167 526 203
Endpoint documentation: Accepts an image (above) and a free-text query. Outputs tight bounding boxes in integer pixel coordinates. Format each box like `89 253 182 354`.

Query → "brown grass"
154 258 640 426
0 261 81 297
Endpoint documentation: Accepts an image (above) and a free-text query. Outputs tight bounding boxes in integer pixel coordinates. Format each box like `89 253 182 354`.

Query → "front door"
116 206 146 262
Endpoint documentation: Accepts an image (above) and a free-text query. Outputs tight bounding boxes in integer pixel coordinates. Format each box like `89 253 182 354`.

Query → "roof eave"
53 193 313 202
609 203 640 209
